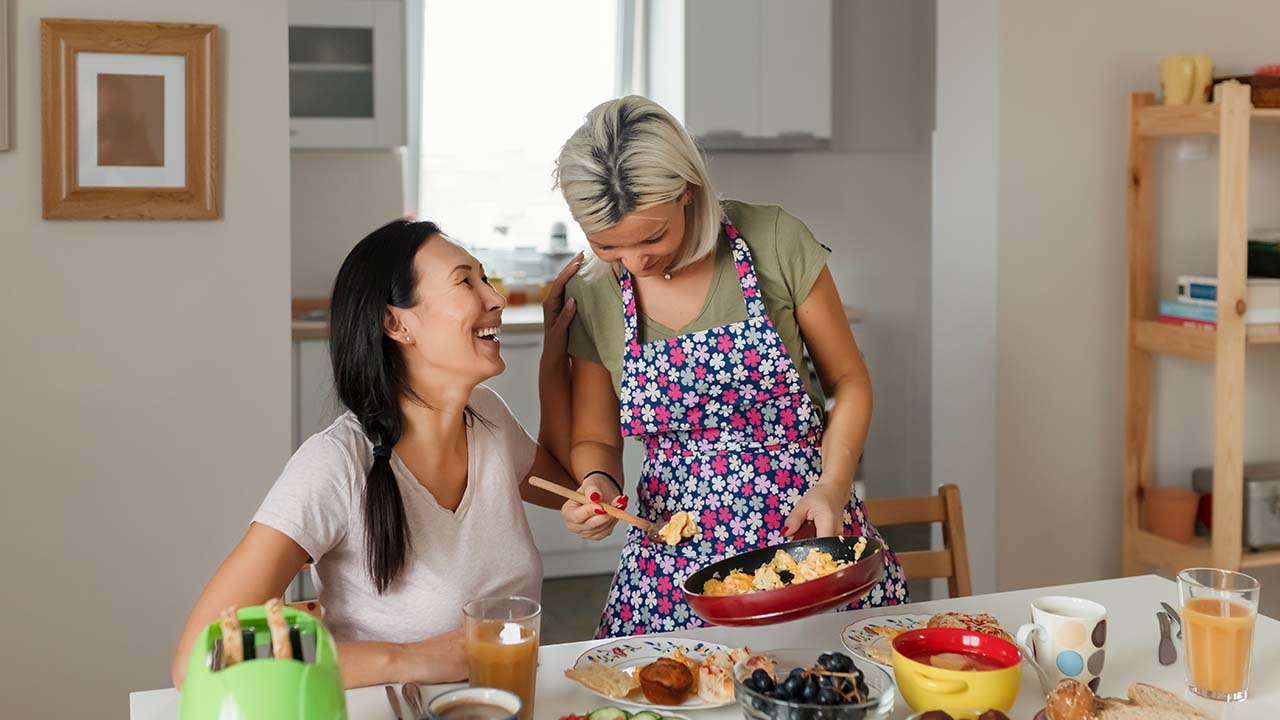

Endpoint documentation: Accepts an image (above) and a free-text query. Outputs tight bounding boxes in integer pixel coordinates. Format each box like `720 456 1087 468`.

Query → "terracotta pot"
1145 487 1200 543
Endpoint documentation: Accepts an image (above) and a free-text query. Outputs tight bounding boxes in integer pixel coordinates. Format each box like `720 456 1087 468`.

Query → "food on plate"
658 511 699 546
264 597 292 660
702 542 868 596
218 605 244 667
914 650 1006 672
564 662 641 699
738 651 873 708
694 647 753 704
926 612 1014 644
1045 680 1212 720
665 646 701 693
638 658 695 705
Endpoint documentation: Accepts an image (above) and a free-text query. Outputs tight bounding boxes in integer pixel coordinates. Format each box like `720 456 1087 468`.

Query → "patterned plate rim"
571 637 735 710
840 613 932 669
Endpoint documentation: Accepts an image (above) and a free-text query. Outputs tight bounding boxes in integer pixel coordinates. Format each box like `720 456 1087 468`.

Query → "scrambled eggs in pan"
702 539 867 596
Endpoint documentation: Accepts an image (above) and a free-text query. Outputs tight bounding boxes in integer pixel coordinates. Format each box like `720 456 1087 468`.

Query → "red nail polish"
589 491 600 502
594 508 606 515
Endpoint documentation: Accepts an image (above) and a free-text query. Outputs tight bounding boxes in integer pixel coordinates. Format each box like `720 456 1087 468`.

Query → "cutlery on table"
1157 611 1177 666
1160 601 1183 639
386 684 405 720
402 682 425 719
529 476 665 542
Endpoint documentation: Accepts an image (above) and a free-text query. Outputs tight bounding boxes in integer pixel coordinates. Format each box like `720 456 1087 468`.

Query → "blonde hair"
553 96 721 274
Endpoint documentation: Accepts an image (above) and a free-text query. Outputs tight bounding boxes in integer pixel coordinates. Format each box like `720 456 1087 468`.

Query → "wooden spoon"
528 476 663 541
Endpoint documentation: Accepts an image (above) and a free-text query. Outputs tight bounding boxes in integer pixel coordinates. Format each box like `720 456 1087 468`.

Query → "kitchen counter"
293 304 865 341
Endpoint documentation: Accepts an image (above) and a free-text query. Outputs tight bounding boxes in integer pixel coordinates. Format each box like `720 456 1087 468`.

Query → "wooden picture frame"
41 18 219 220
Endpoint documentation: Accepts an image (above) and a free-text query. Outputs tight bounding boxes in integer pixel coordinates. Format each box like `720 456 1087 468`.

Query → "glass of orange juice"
1177 568 1260 702
463 596 541 720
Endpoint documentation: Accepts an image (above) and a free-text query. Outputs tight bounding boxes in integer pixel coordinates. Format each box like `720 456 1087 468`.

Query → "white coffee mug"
1015 596 1107 695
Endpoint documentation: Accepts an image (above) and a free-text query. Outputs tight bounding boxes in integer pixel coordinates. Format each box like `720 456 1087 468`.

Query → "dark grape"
742 677 758 692
817 652 833 669
782 675 803 698
837 679 855 696
818 688 839 705
753 668 776 692
788 667 807 682
827 653 854 673
801 680 820 703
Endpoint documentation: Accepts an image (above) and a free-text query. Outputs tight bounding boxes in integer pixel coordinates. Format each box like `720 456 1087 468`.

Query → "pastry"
564 663 640 699
638 658 694 705
927 612 1014 643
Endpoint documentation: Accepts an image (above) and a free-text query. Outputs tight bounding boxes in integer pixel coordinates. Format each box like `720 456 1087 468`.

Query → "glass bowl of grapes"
733 650 894 720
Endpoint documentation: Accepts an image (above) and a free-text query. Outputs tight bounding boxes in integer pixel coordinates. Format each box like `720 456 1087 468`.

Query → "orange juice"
467 620 538 720
1183 597 1256 695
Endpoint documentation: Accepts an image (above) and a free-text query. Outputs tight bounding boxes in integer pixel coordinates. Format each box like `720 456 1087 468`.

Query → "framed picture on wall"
41 18 219 219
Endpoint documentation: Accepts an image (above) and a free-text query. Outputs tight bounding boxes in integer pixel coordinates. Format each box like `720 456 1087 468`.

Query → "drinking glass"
1177 568 1260 701
463 596 541 720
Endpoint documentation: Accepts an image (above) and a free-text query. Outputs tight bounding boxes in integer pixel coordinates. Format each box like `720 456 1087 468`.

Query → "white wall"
712 0 935 504
935 0 1280 601
0 0 291 715
931 0 1000 595
291 150 405 298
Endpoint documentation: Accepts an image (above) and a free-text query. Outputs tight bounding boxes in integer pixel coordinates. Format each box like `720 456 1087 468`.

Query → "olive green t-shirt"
565 200 831 414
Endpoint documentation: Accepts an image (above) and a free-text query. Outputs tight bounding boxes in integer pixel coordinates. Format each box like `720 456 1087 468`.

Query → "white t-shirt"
253 385 543 643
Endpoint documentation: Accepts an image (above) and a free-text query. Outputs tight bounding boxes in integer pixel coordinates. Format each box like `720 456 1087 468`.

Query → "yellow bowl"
891 628 1022 716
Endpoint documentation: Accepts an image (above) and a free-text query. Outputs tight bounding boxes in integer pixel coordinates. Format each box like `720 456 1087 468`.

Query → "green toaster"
179 604 347 720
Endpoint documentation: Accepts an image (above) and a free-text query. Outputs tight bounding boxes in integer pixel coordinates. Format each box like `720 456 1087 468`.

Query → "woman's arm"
783 266 874 537
518 254 586 509
561 358 626 540
172 523 468 689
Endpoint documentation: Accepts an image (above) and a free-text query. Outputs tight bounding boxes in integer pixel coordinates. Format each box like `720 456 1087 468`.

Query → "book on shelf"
1160 299 1280 324
1175 276 1280 308
1155 314 1280 337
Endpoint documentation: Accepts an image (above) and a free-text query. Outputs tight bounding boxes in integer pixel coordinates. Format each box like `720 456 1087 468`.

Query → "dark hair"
330 219 439 594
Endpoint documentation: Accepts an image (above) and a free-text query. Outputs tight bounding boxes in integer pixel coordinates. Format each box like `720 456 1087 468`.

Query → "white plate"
570 637 735 711
840 613 932 671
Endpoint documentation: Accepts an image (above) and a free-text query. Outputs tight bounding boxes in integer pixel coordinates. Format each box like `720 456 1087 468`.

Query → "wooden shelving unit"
1124 81 1280 576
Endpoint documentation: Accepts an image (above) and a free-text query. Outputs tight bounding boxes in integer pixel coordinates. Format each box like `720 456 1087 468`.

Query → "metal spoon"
402 683 425 719
1160 601 1183 639
1157 611 1177 666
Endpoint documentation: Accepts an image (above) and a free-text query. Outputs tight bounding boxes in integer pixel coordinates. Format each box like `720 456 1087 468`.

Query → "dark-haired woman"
172 220 588 689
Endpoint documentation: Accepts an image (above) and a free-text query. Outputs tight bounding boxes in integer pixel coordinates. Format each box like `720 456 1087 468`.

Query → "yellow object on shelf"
1160 53 1214 105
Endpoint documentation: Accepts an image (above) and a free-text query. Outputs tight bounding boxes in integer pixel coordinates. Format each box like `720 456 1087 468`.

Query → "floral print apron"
595 222 908 638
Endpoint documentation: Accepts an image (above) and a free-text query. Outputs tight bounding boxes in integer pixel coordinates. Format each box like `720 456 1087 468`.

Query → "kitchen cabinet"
480 332 637 578
288 0 406 149
645 0 831 150
293 337 341 449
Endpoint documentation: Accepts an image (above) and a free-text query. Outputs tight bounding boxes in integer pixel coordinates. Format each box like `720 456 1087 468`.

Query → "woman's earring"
405 334 412 343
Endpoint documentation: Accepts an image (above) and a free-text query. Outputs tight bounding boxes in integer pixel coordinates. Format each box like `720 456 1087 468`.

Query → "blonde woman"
552 96 908 637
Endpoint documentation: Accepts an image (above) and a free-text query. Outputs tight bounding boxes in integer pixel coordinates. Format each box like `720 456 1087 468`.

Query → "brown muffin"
638 658 694 705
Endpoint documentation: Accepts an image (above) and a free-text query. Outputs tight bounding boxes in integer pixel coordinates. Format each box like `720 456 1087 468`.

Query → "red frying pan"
682 535 885 627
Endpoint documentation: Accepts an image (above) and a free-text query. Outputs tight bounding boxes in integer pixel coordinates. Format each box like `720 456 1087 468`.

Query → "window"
417 1 621 253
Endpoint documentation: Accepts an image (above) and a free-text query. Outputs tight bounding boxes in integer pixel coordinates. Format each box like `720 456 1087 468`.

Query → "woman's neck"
397 375 472 448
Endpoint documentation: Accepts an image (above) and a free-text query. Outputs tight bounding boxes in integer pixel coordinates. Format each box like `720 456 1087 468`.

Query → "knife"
1160 601 1184 639
1157 611 1177 665
386 685 405 720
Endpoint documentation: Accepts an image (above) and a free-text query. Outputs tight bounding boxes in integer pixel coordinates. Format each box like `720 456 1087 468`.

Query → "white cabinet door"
682 0 761 138
759 0 831 139
288 0 405 148
479 334 585 559
294 338 342 449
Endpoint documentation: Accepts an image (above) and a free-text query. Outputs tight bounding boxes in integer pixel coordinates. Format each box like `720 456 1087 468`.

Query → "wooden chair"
862 484 973 598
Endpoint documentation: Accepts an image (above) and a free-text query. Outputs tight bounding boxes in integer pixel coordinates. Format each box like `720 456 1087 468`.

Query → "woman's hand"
783 480 850 538
395 628 468 685
561 473 627 541
542 252 584 354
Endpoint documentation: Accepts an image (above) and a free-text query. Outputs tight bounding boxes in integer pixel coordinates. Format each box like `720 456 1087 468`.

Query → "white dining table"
131 575 1279 720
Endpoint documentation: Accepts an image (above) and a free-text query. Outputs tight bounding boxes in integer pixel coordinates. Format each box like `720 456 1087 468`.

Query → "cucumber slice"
660 716 685 720
588 707 628 720
630 711 661 720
